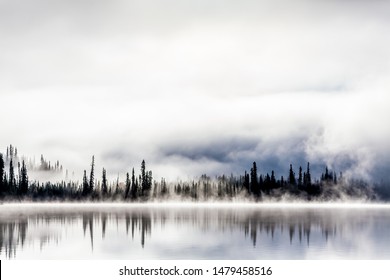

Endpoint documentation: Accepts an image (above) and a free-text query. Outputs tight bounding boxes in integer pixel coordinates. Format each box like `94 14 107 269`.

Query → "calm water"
1 203 390 259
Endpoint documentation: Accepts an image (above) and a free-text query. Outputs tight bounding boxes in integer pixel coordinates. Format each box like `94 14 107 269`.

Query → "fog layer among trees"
0 145 385 202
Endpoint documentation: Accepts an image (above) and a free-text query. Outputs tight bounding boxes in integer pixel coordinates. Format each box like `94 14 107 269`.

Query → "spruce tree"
147 170 153 192
125 172 130 199
161 178 167 195
259 174 264 192
135 177 139 198
298 166 303 187
131 167 137 199
141 160 146 196
289 164 296 185
250 162 259 196
89 156 95 193
19 160 28 195
243 171 250 193
9 158 15 193
325 166 329 182
265 173 271 185
101 168 108 195
82 170 89 196
306 162 311 187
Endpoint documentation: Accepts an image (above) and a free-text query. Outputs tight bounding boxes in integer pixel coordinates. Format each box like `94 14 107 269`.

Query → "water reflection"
0 205 390 259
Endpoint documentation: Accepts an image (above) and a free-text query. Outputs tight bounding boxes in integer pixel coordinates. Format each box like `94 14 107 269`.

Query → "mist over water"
1 203 390 259
1 0 390 261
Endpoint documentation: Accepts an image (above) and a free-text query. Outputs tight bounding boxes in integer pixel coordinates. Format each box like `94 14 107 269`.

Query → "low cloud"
1 0 389 183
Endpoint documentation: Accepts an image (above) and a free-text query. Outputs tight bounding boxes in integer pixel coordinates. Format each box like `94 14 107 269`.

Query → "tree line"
0 145 378 201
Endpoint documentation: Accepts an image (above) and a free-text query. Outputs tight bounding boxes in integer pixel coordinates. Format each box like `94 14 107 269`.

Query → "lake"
1 203 390 259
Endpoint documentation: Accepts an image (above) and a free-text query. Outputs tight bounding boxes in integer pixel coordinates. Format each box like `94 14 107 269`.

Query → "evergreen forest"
0 145 387 202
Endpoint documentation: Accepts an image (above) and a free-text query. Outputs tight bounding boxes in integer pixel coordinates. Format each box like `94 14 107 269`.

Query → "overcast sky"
1 0 390 182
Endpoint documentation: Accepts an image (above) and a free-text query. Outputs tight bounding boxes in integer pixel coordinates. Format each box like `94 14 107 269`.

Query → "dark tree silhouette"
89 156 95 193
0 145 381 202
305 162 311 187
82 170 89 196
298 166 303 187
140 160 152 197
259 174 264 193
125 172 130 199
161 178 168 196
250 161 259 196
147 171 153 193
264 173 271 192
101 168 108 195
289 164 296 186
243 170 250 194
131 167 137 199
19 160 28 195
9 158 15 193
141 160 146 196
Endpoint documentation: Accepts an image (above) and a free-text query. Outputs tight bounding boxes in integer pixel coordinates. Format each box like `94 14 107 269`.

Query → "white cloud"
1 0 390 181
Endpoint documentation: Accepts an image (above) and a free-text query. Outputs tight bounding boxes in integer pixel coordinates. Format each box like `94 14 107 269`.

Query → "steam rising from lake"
1 203 390 259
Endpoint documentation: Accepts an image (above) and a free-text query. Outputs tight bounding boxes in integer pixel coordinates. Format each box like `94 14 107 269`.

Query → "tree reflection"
82 213 94 251
0 218 27 259
0 207 389 259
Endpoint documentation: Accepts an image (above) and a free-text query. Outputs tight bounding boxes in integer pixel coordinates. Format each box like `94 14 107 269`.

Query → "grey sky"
1 0 389 181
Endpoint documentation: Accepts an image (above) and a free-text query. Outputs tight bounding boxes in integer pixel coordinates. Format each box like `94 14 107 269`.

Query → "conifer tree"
82 170 89 196
9 158 15 193
131 167 137 199
141 160 147 196
161 178 167 195
289 164 296 185
250 162 259 196
265 173 271 186
325 166 329 182
135 177 139 197
243 171 250 193
19 160 28 195
89 156 95 193
259 174 264 192
147 170 153 192
101 168 108 195
298 166 303 187
125 172 130 199
305 162 311 187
